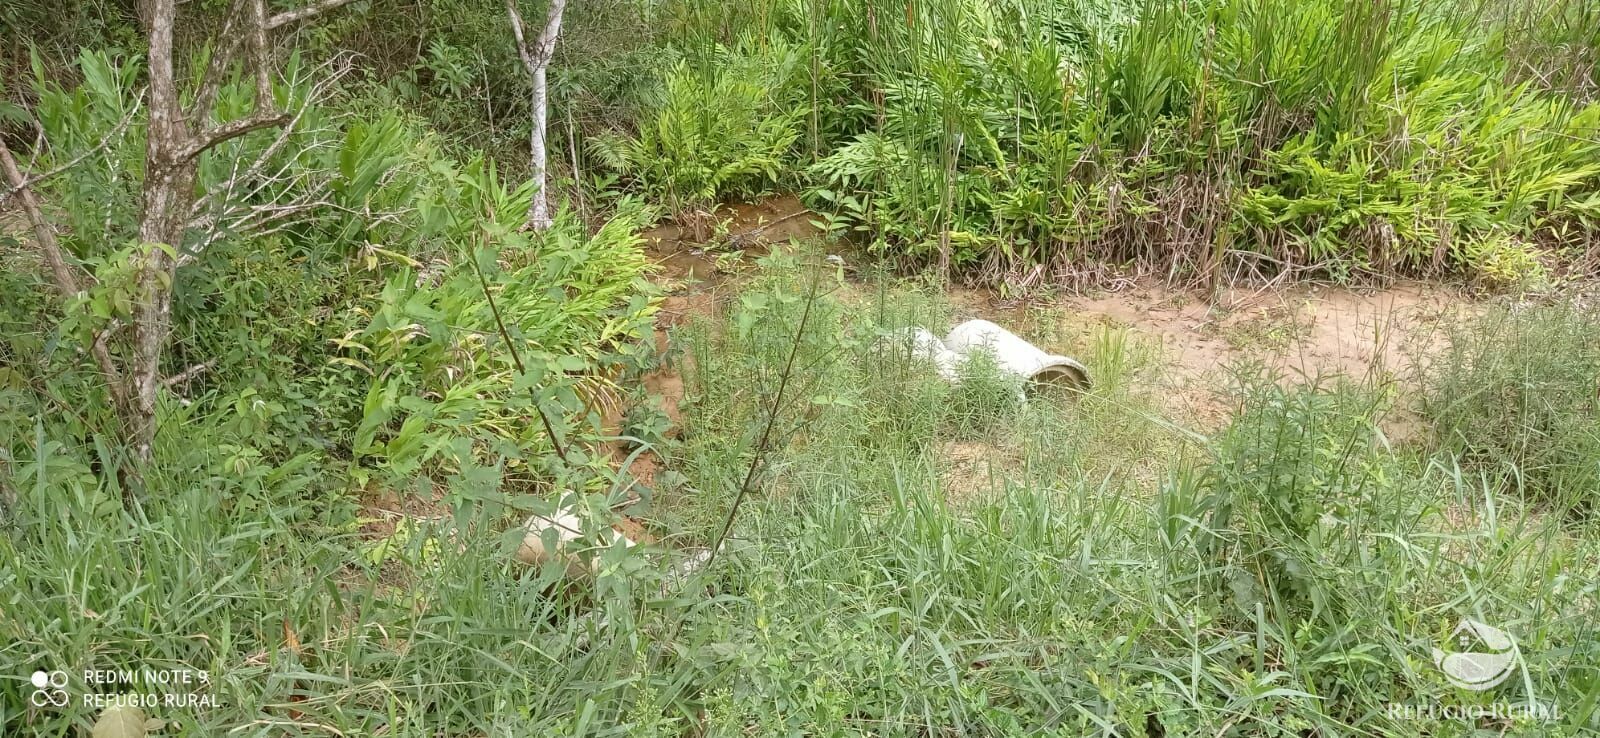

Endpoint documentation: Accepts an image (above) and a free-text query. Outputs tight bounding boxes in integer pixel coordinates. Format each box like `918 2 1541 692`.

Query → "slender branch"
196 0 353 148
0 138 130 409
181 111 292 162
465 238 572 465
266 0 360 29
163 359 217 387
0 140 85 297
191 0 252 124
725 209 811 247
182 57 351 264
705 267 823 568
0 100 141 200
505 0 538 77
187 57 349 223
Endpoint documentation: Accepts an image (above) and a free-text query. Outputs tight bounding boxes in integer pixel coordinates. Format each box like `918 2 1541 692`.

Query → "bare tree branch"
505 0 538 77
0 99 142 201
266 0 360 29
0 140 86 298
182 58 352 264
191 0 253 127
162 359 217 387
181 111 292 162
0 138 131 410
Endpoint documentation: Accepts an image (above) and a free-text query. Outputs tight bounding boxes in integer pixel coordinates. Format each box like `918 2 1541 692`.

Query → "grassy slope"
3 0 1600 733
6 254 1598 736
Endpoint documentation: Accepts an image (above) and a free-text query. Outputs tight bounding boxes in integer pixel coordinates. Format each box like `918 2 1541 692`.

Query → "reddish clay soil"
603 196 822 494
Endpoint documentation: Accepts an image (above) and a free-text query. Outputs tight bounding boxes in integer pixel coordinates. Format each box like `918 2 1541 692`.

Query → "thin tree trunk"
567 106 586 223
507 0 567 231
132 0 188 461
937 131 960 283
131 165 195 461
0 139 132 419
529 64 551 229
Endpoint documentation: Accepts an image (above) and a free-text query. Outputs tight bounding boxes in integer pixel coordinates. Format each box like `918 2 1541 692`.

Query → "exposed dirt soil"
640 194 821 277
937 439 1023 507
601 197 823 500
635 197 819 421
625 195 1483 505
948 281 1474 430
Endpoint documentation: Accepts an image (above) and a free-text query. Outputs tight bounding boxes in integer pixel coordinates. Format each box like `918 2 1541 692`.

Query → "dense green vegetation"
2 0 1599 735
12 0 1597 282
8 254 1600 734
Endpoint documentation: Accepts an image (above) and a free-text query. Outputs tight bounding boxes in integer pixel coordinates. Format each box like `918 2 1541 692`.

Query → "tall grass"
614 0 1600 285
6 260 1600 734
1420 300 1600 510
6 4 1600 735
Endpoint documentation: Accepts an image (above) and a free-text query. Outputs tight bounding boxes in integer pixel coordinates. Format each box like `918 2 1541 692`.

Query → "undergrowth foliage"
7 242 1600 732
3 43 663 736
25 0 1594 284
6 3 1600 736
1420 301 1600 509
4 49 658 497
661 269 1600 735
590 49 803 222
597 0 1600 284
1186 378 1395 623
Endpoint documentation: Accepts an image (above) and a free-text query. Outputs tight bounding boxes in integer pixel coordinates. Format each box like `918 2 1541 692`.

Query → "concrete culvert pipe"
516 507 638 578
886 327 964 381
943 319 1090 391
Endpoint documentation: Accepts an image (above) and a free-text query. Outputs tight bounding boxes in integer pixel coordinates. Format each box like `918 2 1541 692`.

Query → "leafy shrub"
750 0 1600 282
1460 234 1550 290
591 49 802 219
4 50 658 504
1420 302 1600 508
810 131 1003 265
341 161 658 488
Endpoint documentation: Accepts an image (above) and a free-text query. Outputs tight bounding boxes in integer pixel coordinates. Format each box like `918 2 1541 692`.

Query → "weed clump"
1175 377 1391 622
1420 301 1600 509
942 348 1026 439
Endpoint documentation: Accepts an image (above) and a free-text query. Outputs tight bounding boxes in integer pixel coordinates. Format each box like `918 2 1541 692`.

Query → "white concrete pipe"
943 319 1090 390
897 327 964 381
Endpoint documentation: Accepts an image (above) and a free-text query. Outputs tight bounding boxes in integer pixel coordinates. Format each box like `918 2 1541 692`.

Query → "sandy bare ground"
636 196 1480 429
621 194 1491 516
946 281 1475 430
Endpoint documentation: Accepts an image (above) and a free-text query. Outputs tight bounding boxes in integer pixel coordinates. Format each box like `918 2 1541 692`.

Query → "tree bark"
129 0 349 462
507 0 568 231
132 0 187 461
0 139 133 420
